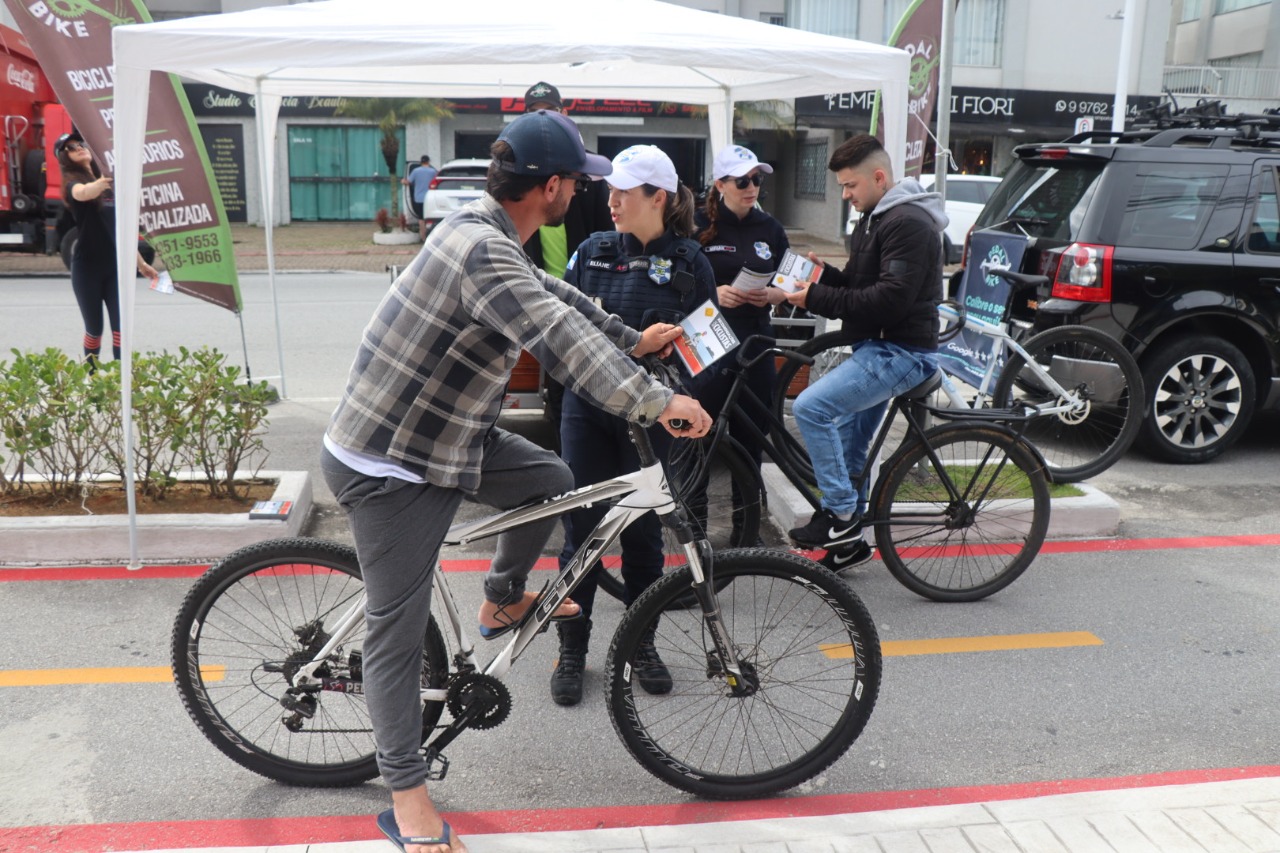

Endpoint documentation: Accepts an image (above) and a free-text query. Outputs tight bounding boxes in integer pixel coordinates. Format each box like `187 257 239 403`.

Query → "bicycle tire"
605 548 881 799
991 324 1143 483
171 537 449 787
596 437 760 604
872 423 1049 602
770 331 856 480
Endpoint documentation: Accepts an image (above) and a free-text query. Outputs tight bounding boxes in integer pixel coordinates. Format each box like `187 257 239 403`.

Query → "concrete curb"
763 462 1120 540
0 470 312 566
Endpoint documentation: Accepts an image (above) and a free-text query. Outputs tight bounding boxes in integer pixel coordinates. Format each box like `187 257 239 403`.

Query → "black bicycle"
641 336 1052 602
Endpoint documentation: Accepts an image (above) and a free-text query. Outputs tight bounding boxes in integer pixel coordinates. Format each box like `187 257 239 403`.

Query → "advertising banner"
5 0 241 312
937 229 1028 389
871 0 943 177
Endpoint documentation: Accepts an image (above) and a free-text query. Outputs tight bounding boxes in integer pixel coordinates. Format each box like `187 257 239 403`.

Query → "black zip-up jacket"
806 179 947 350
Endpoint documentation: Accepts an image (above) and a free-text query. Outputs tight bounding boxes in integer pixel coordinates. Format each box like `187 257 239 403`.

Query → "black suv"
968 105 1280 464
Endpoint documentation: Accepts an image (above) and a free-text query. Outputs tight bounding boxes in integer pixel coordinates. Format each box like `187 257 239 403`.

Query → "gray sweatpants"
320 429 574 790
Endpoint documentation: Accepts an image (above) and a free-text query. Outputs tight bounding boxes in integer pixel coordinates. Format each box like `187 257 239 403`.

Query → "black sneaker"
820 539 874 571
789 508 862 549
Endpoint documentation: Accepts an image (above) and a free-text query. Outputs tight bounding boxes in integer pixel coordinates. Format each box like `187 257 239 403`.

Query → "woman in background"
57 131 157 365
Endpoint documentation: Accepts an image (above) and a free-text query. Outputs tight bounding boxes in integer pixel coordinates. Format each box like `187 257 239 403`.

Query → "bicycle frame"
291 425 746 705
936 301 1087 419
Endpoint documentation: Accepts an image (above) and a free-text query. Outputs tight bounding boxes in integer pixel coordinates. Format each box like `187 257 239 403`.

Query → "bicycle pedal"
423 747 450 781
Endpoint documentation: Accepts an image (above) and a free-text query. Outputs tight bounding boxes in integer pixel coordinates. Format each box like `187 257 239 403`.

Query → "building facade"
11 1 1280 242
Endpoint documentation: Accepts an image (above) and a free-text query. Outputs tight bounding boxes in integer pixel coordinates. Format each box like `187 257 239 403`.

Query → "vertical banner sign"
937 230 1028 389
870 0 943 177
4 0 242 312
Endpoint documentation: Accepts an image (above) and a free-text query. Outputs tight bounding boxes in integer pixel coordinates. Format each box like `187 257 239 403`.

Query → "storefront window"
795 140 828 200
288 125 403 221
959 138 993 175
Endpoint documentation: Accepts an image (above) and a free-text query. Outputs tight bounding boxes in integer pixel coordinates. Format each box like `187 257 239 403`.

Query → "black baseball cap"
524 81 563 111
496 110 611 178
54 131 84 157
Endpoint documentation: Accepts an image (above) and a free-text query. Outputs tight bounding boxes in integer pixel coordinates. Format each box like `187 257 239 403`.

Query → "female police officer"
551 145 718 706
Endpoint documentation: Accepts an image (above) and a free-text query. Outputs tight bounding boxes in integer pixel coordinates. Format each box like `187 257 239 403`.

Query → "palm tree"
335 97 454 222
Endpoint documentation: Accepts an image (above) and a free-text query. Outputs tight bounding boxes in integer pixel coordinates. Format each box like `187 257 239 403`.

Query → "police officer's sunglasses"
726 173 764 190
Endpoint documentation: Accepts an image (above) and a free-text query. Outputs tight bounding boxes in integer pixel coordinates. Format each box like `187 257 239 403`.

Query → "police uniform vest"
571 230 703 330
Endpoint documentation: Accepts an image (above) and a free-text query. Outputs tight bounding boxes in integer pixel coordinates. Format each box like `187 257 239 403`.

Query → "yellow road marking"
822 631 1103 659
0 665 225 687
4 634 1104 685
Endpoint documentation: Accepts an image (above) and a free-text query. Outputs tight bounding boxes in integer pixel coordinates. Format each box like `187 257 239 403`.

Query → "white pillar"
1112 0 1139 134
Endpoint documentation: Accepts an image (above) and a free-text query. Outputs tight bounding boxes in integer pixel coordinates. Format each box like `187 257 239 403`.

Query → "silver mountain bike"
171 363 881 801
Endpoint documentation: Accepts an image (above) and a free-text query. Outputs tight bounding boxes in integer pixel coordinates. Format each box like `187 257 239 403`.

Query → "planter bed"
0 470 311 567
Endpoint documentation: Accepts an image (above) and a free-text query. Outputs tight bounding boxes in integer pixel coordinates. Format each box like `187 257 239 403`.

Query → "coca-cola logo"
7 64 37 94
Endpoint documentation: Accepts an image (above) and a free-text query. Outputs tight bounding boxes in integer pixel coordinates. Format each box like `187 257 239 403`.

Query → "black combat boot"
633 627 672 695
550 619 590 706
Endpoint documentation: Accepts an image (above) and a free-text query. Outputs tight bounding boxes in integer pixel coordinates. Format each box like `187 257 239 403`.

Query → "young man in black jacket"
782 134 947 550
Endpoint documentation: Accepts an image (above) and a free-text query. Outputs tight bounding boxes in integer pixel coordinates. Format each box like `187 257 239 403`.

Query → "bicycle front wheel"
605 549 881 799
171 537 449 787
992 325 1143 483
872 424 1050 602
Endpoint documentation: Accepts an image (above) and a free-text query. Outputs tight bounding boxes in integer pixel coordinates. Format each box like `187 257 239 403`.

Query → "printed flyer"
673 300 739 376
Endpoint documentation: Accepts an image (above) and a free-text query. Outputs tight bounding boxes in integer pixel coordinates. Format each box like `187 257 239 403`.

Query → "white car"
403 158 490 234
845 173 1001 264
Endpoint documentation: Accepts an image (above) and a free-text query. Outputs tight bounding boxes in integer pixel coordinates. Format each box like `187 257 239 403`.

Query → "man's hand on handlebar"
658 394 712 438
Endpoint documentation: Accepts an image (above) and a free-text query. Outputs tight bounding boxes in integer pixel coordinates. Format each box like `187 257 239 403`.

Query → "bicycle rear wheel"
606 549 881 799
872 424 1049 602
596 436 761 604
992 325 1143 483
171 537 448 786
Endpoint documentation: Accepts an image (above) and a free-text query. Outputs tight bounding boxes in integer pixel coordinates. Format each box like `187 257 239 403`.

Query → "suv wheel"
1139 335 1256 464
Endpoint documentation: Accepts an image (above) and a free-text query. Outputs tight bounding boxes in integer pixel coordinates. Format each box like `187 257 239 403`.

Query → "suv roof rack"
1054 96 1280 149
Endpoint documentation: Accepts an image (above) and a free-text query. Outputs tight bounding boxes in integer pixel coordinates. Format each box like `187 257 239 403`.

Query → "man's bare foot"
387 786 467 853
478 590 580 638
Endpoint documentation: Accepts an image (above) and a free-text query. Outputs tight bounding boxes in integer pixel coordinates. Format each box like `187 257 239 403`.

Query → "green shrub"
0 347 272 502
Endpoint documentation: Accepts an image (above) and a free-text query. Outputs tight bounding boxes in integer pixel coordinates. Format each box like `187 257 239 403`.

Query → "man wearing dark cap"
321 109 711 853
520 82 613 436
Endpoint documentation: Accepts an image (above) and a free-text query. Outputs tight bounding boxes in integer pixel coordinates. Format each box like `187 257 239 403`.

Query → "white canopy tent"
109 0 909 565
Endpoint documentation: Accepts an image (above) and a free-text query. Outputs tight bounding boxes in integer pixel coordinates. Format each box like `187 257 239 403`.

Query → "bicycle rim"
170 537 447 786
992 325 1143 483
872 426 1049 602
605 549 881 799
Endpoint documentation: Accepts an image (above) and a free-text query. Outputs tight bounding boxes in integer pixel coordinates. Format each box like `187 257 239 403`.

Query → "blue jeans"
793 339 937 517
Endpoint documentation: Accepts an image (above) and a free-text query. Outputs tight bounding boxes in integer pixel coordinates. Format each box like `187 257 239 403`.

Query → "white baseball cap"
607 145 679 193
712 144 774 180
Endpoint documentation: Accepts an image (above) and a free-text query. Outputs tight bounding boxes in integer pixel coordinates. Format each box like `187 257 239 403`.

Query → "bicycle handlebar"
979 262 1050 291
737 334 815 369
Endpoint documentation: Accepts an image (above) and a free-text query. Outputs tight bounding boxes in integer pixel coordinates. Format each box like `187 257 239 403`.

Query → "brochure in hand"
673 299 740 377
772 249 823 294
728 266 774 292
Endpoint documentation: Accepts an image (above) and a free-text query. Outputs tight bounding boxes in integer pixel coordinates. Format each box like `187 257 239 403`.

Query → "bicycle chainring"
445 672 511 730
